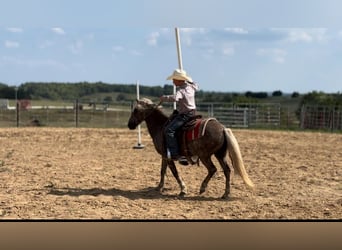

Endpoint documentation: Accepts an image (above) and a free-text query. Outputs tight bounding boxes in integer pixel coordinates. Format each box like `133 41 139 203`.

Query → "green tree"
272 90 283 97
116 93 126 102
291 92 300 98
104 96 113 103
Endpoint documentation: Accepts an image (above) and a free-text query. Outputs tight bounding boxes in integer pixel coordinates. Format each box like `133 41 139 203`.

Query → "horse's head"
127 98 158 129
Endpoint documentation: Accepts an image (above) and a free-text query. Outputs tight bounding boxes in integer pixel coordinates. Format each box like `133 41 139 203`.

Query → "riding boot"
165 124 180 159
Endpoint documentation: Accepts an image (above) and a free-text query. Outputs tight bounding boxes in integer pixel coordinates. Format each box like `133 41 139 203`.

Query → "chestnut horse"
128 98 254 199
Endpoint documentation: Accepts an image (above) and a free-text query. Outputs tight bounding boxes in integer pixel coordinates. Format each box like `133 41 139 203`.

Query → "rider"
160 69 199 165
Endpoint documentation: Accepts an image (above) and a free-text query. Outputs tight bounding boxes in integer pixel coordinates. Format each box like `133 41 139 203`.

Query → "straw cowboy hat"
166 69 193 82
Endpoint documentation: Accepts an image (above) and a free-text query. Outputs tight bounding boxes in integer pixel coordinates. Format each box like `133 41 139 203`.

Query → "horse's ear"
136 99 145 107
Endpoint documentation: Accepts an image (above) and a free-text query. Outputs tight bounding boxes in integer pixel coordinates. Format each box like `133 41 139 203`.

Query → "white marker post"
175 27 183 70
133 80 145 149
174 27 183 110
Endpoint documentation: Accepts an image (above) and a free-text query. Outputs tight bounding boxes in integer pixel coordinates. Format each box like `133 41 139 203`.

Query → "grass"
1 101 132 128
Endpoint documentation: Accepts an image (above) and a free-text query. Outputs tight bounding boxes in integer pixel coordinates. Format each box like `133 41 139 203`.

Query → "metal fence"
0 99 341 131
300 105 342 131
196 103 281 128
0 100 132 128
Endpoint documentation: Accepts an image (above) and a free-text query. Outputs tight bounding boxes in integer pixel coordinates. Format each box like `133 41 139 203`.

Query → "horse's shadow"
48 186 240 202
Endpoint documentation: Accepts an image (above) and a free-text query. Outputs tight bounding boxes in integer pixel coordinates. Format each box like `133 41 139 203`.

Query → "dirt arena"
0 127 340 220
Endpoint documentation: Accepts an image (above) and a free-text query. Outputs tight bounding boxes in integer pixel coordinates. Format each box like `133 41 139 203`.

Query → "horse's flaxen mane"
136 97 167 124
138 98 154 106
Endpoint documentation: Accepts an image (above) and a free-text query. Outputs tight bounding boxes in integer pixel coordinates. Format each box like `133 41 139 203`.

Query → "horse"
127 98 254 199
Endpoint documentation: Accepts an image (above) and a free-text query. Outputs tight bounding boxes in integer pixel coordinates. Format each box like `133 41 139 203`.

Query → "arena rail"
0 100 341 131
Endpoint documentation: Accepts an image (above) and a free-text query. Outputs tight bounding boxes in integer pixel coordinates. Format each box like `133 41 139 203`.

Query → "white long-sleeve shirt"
160 82 199 114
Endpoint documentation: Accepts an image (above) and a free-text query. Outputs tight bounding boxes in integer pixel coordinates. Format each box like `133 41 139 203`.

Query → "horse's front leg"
168 160 187 196
156 158 168 192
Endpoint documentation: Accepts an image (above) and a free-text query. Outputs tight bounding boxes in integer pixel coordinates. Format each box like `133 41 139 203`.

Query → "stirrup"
178 156 189 166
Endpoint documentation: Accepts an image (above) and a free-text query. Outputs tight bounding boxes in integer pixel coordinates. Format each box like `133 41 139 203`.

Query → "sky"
1 0 342 93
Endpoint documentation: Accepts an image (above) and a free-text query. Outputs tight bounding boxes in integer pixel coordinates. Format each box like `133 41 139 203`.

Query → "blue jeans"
165 110 194 158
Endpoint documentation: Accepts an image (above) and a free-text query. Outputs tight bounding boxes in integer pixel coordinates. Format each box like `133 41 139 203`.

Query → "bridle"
131 101 160 125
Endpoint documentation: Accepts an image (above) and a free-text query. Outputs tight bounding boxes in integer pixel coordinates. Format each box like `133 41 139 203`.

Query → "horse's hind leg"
199 156 217 195
168 160 187 196
215 153 231 199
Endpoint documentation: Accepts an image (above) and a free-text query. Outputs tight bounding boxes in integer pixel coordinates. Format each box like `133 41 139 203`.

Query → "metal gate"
196 103 281 128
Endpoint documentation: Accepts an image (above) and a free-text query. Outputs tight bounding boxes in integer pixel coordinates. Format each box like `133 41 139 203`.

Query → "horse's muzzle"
127 120 137 130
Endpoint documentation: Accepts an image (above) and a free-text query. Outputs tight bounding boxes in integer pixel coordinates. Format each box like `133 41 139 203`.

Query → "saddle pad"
185 119 203 141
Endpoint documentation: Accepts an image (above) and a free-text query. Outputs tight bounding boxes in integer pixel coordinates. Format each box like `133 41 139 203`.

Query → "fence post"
75 99 79 128
211 103 214 117
243 108 248 127
331 108 334 131
286 106 290 129
300 105 305 129
16 101 20 127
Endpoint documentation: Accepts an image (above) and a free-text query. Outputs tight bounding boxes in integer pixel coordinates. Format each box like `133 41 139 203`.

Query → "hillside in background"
0 82 341 131
1 82 341 108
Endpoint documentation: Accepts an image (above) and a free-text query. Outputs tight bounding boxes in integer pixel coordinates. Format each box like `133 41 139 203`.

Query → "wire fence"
0 99 341 131
300 105 342 130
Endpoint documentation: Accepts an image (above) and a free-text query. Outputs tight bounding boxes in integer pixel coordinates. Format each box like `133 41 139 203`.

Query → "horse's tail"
224 128 255 189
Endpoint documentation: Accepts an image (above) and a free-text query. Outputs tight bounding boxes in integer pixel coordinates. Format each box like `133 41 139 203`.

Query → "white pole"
133 80 144 149
174 27 183 110
175 28 183 70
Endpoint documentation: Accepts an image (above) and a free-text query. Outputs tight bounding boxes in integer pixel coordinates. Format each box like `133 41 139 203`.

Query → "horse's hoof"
221 194 229 199
199 189 205 194
179 191 186 197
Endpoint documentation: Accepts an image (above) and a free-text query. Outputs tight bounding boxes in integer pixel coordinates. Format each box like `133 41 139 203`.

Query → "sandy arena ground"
0 127 341 220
